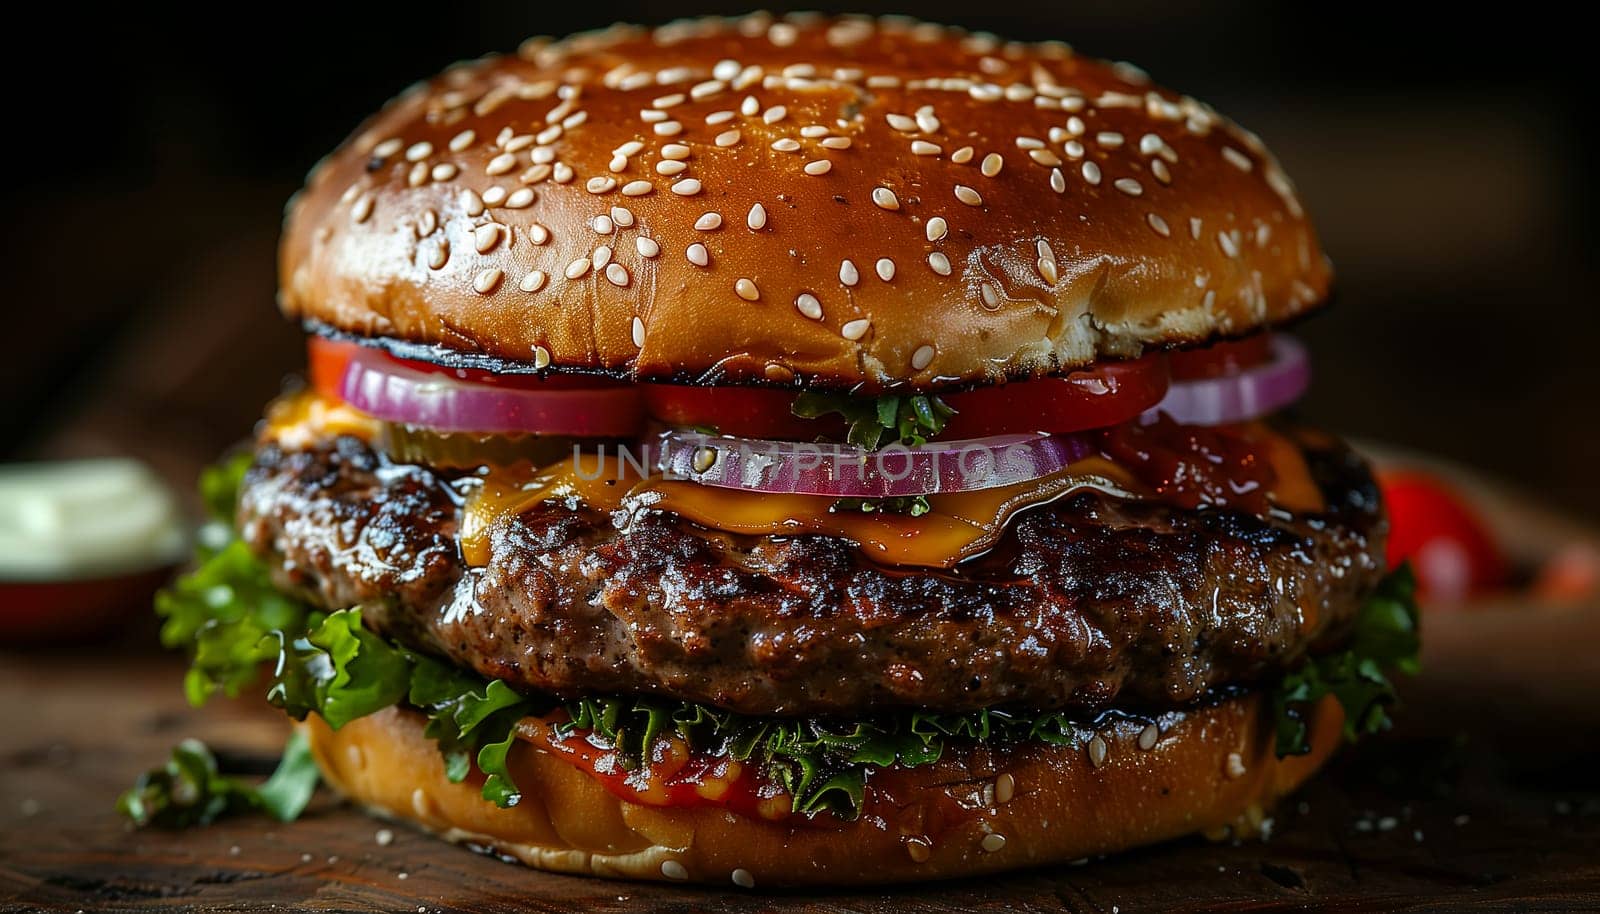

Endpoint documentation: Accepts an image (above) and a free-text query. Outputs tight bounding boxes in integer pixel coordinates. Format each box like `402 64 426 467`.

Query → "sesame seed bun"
301 693 1342 888
280 14 1330 391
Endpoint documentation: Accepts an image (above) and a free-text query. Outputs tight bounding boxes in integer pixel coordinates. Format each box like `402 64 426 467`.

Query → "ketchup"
1094 415 1287 516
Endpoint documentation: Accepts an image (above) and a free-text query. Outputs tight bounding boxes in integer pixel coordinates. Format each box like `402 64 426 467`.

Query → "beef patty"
238 432 1385 716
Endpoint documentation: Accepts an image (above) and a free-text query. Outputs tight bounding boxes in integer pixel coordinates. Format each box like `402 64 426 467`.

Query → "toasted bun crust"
302 693 1341 887
280 14 1330 391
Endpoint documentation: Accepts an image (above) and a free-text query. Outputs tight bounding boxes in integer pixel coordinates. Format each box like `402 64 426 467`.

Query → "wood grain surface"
3 600 1598 913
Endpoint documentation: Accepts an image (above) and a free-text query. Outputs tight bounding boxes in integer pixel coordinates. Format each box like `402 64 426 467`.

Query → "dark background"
4 3 1595 516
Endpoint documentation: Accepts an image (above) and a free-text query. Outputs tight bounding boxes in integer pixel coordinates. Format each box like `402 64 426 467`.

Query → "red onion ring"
656 431 1097 498
339 347 643 437
1144 335 1310 426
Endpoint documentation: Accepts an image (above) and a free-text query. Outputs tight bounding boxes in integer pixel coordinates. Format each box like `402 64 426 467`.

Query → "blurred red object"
1379 470 1509 603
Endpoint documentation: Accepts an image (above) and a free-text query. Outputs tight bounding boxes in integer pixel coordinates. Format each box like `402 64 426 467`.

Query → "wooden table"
4 601 1598 913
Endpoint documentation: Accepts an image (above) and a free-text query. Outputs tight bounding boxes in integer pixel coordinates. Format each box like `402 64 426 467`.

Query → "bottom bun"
302 693 1342 887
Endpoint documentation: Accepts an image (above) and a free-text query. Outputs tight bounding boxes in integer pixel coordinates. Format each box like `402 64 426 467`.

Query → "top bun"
280 13 1330 391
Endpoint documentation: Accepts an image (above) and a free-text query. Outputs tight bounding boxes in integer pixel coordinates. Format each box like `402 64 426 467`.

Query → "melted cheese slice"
264 391 1325 571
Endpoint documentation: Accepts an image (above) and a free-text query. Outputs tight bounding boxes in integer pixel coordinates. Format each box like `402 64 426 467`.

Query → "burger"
122 14 1420 887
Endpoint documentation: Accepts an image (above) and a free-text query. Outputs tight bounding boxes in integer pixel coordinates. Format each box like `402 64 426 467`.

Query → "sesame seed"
586 176 617 194
954 184 983 206
840 318 870 340
1138 133 1165 156
654 121 683 137
731 869 756 889
473 223 503 253
504 134 535 153
621 180 654 196
1219 231 1240 258
925 217 949 241
1226 752 1246 778
1114 178 1144 196
713 59 741 81
426 241 448 270
819 136 852 150
1064 140 1085 159
1138 723 1160 750
564 258 591 280
804 160 832 175
706 109 736 125
927 252 952 275
562 111 587 130
614 140 645 157
735 278 760 300
916 109 941 133
1066 116 1086 137
505 187 535 208
716 129 742 147
483 186 509 207
693 212 723 231
762 105 788 124
662 143 691 161
872 187 900 211
536 125 562 145
687 243 709 266
1146 213 1171 237
1081 162 1102 185
980 282 1000 308
605 263 630 287
532 145 556 164
1037 257 1059 285
1096 131 1125 149
635 237 661 259
610 206 635 228
671 178 702 196
404 141 433 162
1015 137 1045 151
655 160 688 176
1152 160 1172 184
372 137 403 158
995 773 1016 803
1088 735 1109 767
981 834 1007 853
1050 168 1067 193
631 317 646 348
1029 149 1063 166
519 270 547 293
839 259 860 286
771 138 801 153
406 162 428 188
417 209 437 236
691 79 725 100
485 153 516 176
875 258 896 281
795 292 823 319
431 163 458 181
951 146 975 164
592 215 615 235
552 163 574 184
641 109 668 123
911 140 942 156
592 246 613 270
740 95 760 117
980 153 1004 177
886 113 917 132
351 194 374 223
652 92 685 109
472 268 503 294
799 124 828 138
747 203 768 230
911 344 934 370
1222 147 1254 171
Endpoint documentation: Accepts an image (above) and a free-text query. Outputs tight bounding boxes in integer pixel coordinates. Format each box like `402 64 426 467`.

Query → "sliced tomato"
1379 470 1508 603
939 354 1170 438
644 385 844 440
1168 334 1274 381
308 336 361 400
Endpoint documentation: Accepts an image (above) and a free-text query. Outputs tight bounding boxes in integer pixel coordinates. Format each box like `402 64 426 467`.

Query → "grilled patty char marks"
238 433 1385 716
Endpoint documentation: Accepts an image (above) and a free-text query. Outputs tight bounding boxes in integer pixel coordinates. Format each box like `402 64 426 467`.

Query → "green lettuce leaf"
117 730 317 828
791 392 955 450
1271 565 1421 756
